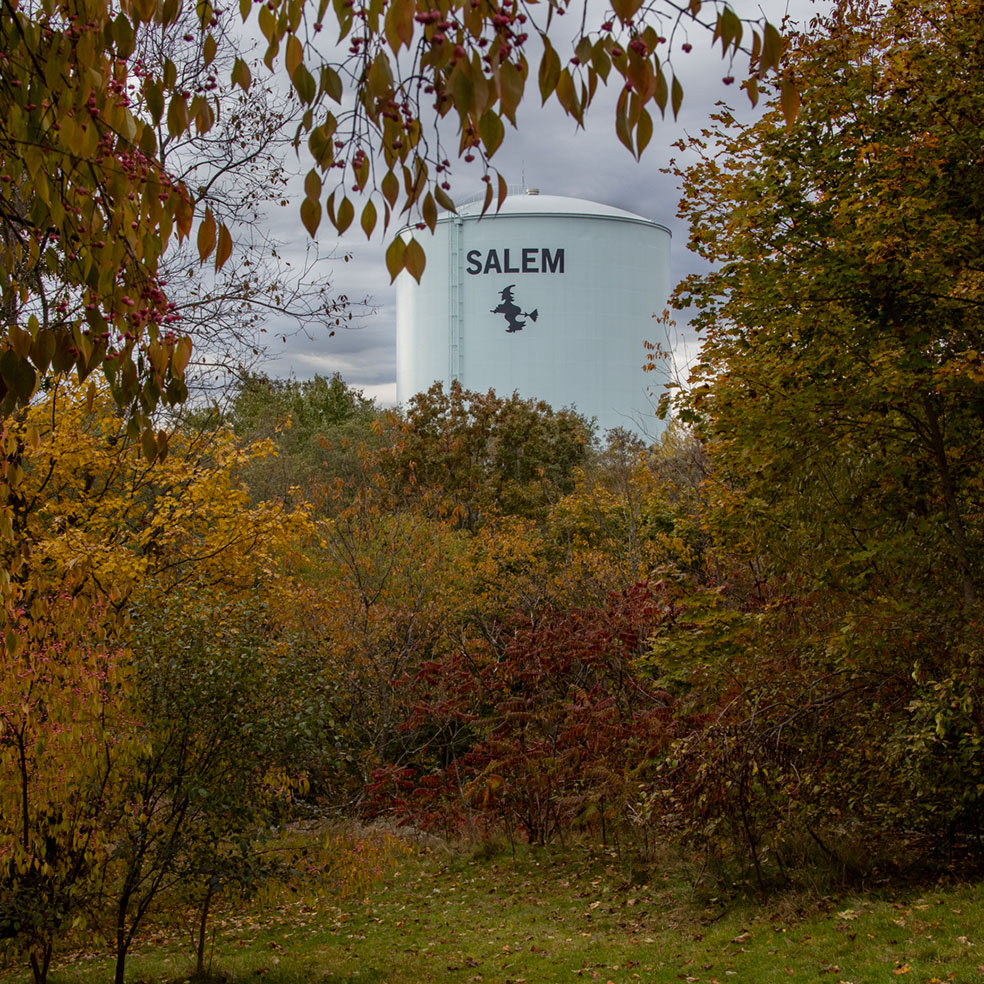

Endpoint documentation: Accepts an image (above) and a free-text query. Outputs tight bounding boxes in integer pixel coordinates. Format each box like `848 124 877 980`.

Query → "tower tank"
395 191 672 437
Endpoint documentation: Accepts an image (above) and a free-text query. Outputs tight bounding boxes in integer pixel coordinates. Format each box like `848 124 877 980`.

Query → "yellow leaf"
172 336 193 375
232 57 252 91
385 236 406 281
381 170 399 208
360 200 377 239
610 0 643 23
335 197 354 233
405 238 425 282
141 426 159 462
538 38 561 103
301 196 322 237
285 34 303 78
304 169 322 201
166 93 189 137
422 192 437 233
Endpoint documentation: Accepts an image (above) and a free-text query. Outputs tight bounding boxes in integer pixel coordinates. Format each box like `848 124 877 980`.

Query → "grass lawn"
4 834 984 984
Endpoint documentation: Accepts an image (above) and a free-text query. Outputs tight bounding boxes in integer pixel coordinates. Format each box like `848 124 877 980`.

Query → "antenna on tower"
522 161 526 190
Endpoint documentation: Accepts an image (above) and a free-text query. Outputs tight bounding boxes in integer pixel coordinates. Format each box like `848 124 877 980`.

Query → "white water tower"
395 191 672 437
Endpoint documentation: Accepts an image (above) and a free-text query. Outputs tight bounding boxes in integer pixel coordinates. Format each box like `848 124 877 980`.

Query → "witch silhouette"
492 285 538 333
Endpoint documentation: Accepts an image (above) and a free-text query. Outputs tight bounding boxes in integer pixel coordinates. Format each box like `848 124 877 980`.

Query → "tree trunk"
114 886 133 984
29 942 52 984
196 884 215 978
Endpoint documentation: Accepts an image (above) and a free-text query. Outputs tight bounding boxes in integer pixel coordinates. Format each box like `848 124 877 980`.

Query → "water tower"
395 190 672 437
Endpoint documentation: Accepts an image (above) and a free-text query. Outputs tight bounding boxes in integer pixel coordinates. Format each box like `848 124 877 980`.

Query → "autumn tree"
0 614 131 984
0 377 323 982
104 590 329 984
546 422 709 601
226 370 380 503
677 0 984 608
390 381 596 529
310 453 474 795
657 0 984 878
367 584 674 845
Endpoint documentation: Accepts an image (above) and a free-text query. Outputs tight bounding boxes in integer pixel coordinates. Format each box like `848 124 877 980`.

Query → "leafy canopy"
0 0 789 433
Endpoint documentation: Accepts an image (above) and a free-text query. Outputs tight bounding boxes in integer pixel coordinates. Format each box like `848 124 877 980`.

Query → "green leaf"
141 425 159 462
636 108 653 155
478 110 504 156
385 235 406 281
671 74 683 119
292 64 316 104
321 66 343 102
0 350 37 403
434 185 455 213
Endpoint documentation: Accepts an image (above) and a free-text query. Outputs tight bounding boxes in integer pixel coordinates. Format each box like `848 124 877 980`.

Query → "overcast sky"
252 0 829 405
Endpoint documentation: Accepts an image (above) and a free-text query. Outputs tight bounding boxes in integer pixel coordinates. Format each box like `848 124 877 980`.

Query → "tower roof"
448 192 670 234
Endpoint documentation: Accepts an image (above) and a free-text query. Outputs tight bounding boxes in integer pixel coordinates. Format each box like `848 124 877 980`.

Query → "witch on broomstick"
492 285 538 333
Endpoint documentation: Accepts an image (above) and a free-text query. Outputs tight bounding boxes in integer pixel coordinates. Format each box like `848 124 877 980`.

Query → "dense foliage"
5 0 984 980
657 0 984 884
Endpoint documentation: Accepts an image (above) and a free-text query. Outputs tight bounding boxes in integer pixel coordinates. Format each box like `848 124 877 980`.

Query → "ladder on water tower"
448 218 464 383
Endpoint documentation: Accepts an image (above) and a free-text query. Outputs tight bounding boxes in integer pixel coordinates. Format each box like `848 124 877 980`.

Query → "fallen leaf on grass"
731 932 751 944
892 964 911 975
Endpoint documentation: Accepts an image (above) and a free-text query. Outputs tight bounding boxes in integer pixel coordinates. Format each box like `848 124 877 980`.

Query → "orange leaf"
197 207 216 261
215 223 233 269
781 78 801 126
